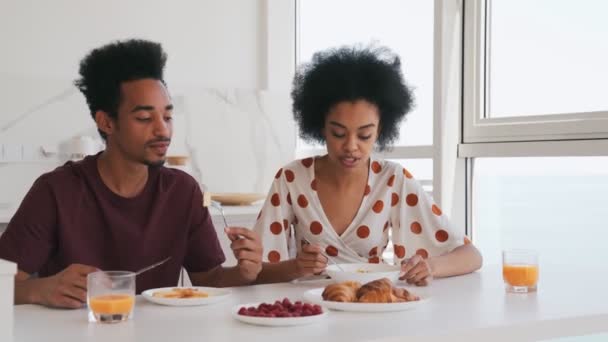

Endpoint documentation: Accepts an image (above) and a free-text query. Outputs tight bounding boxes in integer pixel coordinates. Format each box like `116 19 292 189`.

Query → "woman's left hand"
400 255 433 286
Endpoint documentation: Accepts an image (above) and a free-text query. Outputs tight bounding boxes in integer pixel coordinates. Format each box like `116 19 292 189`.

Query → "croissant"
322 281 361 302
391 287 420 302
356 278 396 303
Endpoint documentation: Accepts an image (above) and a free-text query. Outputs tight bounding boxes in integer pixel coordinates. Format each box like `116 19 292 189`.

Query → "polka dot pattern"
268 250 281 263
410 222 422 234
310 221 323 235
271 193 280 206
394 244 406 258
364 185 371 196
369 246 378 256
284 170 295 182
275 168 283 179
286 193 292 205
270 222 283 235
435 229 449 242
391 193 399 206
406 194 418 206
326 245 338 257
356 225 370 239
368 256 380 264
283 219 289 230
416 249 429 259
301 157 313 168
432 204 442 216
371 161 382 173
372 200 384 213
297 195 309 208
387 175 395 187
310 179 317 191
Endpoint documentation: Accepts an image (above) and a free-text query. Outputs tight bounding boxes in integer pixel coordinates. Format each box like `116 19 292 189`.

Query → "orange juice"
89 294 135 315
502 264 539 287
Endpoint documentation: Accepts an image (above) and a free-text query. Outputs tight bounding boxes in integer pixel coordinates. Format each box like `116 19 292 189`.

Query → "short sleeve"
252 168 295 263
390 167 465 264
0 176 58 274
183 185 226 272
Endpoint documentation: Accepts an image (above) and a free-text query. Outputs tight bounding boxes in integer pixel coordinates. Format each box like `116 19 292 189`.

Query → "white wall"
0 0 296 217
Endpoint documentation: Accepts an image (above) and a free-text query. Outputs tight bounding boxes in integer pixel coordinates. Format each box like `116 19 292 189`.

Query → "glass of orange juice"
87 271 136 323
502 249 539 293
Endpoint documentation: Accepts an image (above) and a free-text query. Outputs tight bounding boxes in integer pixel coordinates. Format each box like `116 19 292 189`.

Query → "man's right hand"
294 244 328 277
31 264 98 309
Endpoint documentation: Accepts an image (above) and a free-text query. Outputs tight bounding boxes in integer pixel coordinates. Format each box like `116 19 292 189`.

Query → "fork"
210 200 229 229
302 238 344 271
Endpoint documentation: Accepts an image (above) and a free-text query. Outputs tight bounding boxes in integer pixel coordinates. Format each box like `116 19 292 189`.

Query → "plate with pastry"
326 263 401 283
142 287 231 306
303 278 428 312
232 298 328 326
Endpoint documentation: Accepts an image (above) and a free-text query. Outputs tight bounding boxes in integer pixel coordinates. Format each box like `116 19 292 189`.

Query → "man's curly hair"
74 39 167 140
291 45 414 151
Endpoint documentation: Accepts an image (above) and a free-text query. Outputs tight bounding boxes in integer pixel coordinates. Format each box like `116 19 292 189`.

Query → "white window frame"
460 0 608 239
462 0 608 144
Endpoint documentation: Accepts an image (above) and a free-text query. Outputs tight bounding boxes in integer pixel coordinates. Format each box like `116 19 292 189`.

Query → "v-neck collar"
308 155 373 239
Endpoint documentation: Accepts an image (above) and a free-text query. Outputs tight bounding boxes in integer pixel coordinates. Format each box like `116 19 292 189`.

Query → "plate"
326 263 401 283
232 302 328 327
303 288 428 312
209 193 265 206
142 287 231 306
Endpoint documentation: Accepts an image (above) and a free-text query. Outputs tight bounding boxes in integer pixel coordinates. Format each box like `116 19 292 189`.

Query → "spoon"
135 256 171 276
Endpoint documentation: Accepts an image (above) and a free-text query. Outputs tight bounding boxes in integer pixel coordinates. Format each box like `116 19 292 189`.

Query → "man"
0 39 263 308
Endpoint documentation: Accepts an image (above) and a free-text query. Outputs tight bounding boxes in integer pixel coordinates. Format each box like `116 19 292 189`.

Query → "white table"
13 264 608 342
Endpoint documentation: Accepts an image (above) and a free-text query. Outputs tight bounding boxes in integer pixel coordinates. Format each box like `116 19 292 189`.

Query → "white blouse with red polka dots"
253 156 469 265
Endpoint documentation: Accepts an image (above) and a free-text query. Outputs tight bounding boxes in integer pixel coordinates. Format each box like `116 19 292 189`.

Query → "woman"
253 45 482 285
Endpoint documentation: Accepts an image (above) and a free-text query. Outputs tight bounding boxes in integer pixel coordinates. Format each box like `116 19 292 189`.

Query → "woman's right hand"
294 244 328 277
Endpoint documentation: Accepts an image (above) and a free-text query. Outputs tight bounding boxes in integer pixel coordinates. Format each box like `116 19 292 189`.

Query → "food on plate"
322 278 419 303
237 298 323 318
321 281 361 302
152 288 209 299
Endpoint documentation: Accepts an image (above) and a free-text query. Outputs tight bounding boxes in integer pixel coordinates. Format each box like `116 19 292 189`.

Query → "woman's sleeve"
252 168 295 263
390 167 466 265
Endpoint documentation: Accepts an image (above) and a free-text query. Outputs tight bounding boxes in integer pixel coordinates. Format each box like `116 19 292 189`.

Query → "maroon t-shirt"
0 153 225 293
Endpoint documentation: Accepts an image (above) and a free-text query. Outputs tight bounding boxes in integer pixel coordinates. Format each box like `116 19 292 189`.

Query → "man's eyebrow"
129 104 174 113
130 105 154 113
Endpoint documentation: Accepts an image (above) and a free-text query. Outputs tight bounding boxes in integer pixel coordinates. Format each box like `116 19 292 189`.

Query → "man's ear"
95 111 116 137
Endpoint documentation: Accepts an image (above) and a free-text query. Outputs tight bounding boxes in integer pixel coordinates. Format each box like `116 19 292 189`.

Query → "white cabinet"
0 259 16 342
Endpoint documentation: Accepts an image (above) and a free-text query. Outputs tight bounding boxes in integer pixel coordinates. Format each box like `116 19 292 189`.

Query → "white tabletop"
13 264 608 342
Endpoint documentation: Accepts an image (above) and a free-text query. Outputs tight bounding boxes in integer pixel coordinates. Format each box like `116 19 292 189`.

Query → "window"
463 0 608 143
472 157 608 265
462 1 608 266
488 0 608 117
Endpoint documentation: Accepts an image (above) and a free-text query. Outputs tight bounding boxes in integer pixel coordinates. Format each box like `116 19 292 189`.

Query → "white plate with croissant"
142 287 231 306
303 278 428 312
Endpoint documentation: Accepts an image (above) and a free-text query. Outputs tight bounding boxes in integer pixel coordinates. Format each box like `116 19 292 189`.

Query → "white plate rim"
303 288 428 312
141 286 231 306
231 302 328 326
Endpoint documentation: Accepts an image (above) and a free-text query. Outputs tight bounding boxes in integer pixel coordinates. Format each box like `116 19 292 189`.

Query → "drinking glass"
502 249 539 293
87 271 136 323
